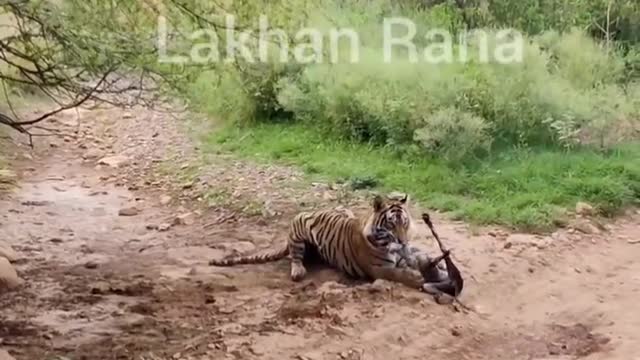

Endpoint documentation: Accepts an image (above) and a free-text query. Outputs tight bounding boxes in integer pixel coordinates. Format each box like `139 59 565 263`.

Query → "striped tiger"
209 193 432 289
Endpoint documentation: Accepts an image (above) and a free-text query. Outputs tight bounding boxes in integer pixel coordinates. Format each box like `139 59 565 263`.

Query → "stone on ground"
0 258 23 291
0 242 18 262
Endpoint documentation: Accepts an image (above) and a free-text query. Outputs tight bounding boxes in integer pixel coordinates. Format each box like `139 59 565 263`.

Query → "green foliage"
206 123 640 231
194 18 639 158
413 107 491 161
177 0 640 229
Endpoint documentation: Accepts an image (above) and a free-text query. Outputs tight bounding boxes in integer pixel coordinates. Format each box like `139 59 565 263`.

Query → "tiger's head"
366 192 413 245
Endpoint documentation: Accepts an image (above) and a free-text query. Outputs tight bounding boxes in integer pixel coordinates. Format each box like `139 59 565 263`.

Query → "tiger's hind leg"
287 232 308 281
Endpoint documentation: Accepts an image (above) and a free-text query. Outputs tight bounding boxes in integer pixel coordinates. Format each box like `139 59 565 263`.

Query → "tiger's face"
372 192 411 244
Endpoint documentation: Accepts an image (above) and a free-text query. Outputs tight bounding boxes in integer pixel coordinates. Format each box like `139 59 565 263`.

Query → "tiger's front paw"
290 261 307 282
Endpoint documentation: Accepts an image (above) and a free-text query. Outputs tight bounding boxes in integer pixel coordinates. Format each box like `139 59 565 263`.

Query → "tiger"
208 192 438 290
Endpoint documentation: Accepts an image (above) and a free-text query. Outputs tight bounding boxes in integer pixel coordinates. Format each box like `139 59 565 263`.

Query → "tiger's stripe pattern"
209 193 428 289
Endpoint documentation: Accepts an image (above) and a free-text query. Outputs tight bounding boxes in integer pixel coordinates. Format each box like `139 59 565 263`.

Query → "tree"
0 0 172 142
0 0 310 142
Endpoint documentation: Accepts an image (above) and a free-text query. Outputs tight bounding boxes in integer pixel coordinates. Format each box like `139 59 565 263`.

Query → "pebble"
118 207 140 216
0 349 16 360
0 258 23 291
0 242 18 262
173 212 195 226
575 201 595 216
98 155 130 168
160 195 172 205
451 327 462 337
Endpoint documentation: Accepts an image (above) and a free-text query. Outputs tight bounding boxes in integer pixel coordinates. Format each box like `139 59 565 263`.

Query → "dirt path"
0 105 639 360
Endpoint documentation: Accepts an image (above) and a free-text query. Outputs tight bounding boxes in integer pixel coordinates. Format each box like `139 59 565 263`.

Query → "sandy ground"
0 105 639 360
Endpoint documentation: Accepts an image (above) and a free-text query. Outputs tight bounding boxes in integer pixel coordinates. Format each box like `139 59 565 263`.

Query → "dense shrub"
187 0 640 160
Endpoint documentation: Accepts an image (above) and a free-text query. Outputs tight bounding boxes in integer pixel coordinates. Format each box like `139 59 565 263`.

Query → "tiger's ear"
400 193 408 204
373 194 385 211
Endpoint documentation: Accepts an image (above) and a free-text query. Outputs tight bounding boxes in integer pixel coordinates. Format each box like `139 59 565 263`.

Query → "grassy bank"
204 123 640 232
171 0 640 231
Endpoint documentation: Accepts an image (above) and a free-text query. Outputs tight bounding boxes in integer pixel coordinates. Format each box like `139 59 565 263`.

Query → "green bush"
414 107 491 161
186 0 640 161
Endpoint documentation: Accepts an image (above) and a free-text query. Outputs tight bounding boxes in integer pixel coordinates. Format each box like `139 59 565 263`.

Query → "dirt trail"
0 105 639 360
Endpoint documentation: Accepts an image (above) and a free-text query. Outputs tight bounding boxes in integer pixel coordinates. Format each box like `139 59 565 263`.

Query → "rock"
262 200 277 218
322 192 336 201
535 238 553 250
368 279 392 293
435 293 455 305
82 148 105 160
450 326 462 337
317 281 347 295
84 261 99 269
571 219 599 234
0 169 17 183
21 200 50 206
325 324 348 337
212 241 256 254
214 323 244 335
160 195 172 206
0 258 23 291
628 239 640 244
98 155 130 168
503 241 513 249
488 229 508 238
551 231 567 241
118 206 140 216
158 223 172 232
90 281 111 294
49 237 64 244
0 242 18 262
173 212 195 226
0 349 16 360
575 202 595 216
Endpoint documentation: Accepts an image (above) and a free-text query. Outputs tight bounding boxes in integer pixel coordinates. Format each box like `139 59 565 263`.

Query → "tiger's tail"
208 246 289 266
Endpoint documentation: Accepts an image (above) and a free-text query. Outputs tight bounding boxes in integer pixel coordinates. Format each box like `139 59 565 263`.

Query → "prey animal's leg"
366 228 435 290
422 280 458 295
369 265 426 289
416 251 461 300
422 281 458 304
416 251 450 283
391 245 421 269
